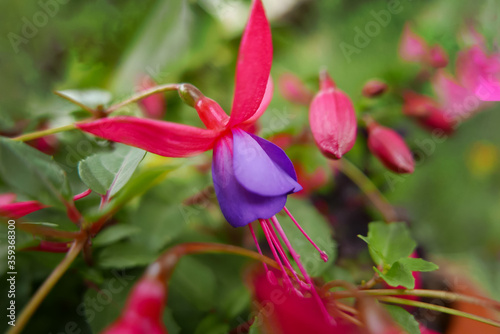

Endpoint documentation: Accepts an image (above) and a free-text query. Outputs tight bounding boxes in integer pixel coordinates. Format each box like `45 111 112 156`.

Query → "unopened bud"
309 70 357 159
428 44 448 68
278 73 313 105
366 120 415 174
362 80 388 98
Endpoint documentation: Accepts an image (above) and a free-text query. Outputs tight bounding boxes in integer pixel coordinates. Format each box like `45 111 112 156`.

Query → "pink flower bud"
309 70 357 159
367 121 414 174
278 73 314 105
403 91 455 134
103 278 167 334
428 44 449 68
362 80 388 98
137 76 166 119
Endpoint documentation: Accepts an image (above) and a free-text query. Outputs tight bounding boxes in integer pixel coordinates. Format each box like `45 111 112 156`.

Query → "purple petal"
232 129 301 196
249 133 300 184
212 135 287 227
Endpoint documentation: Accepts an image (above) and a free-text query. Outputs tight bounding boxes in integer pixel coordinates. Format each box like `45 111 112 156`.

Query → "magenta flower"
456 45 500 101
103 277 167 334
399 23 429 64
366 120 415 174
309 70 357 159
0 190 91 219
77 0 330 319
403 91 455 135
136 75 166 119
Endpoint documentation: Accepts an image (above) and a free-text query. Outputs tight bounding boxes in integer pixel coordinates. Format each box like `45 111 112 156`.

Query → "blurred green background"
1 0 499 333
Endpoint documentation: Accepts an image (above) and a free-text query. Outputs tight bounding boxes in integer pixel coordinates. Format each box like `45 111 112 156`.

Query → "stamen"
265 219 308 290
248 223 276 285
284 206 329 262
270 215 334 323
259 219 294 290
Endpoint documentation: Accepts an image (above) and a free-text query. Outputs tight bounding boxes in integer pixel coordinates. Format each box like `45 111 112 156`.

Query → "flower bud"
362 80 388 98
403 91 455 134
366 120 414 174
103 277 167 334
137 76 166 119
278 73 314 105
309 70 357 159
428 44 449 68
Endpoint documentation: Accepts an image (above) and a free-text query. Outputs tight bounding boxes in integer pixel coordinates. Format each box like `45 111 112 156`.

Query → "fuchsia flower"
431 69 483 119
103 276 167 334
399 23 429 64
278 72 314 105
77 0 330 319
0 190 91 219
250 269 357 334
366 120 415 174
137 75 166 119
456 45 500 101
309 70 357 159
403 91 455 135
399 23 448 69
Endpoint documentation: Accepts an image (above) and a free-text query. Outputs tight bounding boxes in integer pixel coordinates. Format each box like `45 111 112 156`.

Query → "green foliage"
0 138 71 207
78 144 145 196
360 222 438 288
384 304 421 334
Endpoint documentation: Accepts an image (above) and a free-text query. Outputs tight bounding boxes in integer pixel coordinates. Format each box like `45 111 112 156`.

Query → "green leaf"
359 222 417 266
376 258 438 289
0 138 71 207
384 304 422 334
78 144 146 196
399 257 439 272
97 242 156 269
280 197 337 277
375 261 415 289
194 314 230 334
170 256 216 311
56 89 112 109
92 224 141 247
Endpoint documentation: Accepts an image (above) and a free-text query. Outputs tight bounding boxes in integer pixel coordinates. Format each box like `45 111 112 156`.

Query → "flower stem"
53 91 97 115
333 158 398 222
332 288 500 311
11 124 77 142
106 83 179 113
8 238 84 334
377 296 500 328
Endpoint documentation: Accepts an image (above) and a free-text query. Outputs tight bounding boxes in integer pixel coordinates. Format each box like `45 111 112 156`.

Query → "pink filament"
270 215 334 323
248 223 270 274
284 206 328 262
264 219 306 289
259 219 295 290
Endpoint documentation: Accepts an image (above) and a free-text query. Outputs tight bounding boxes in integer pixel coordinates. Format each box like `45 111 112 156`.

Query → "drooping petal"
250 133 299 183
0 200 47 218
229 0 273 126
0 193 16 206
309 85 357 159
212 135 287 228
77 117 219 157
432 70 481 119
457 46 500 101
232 129 301 196
241 76 274 126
